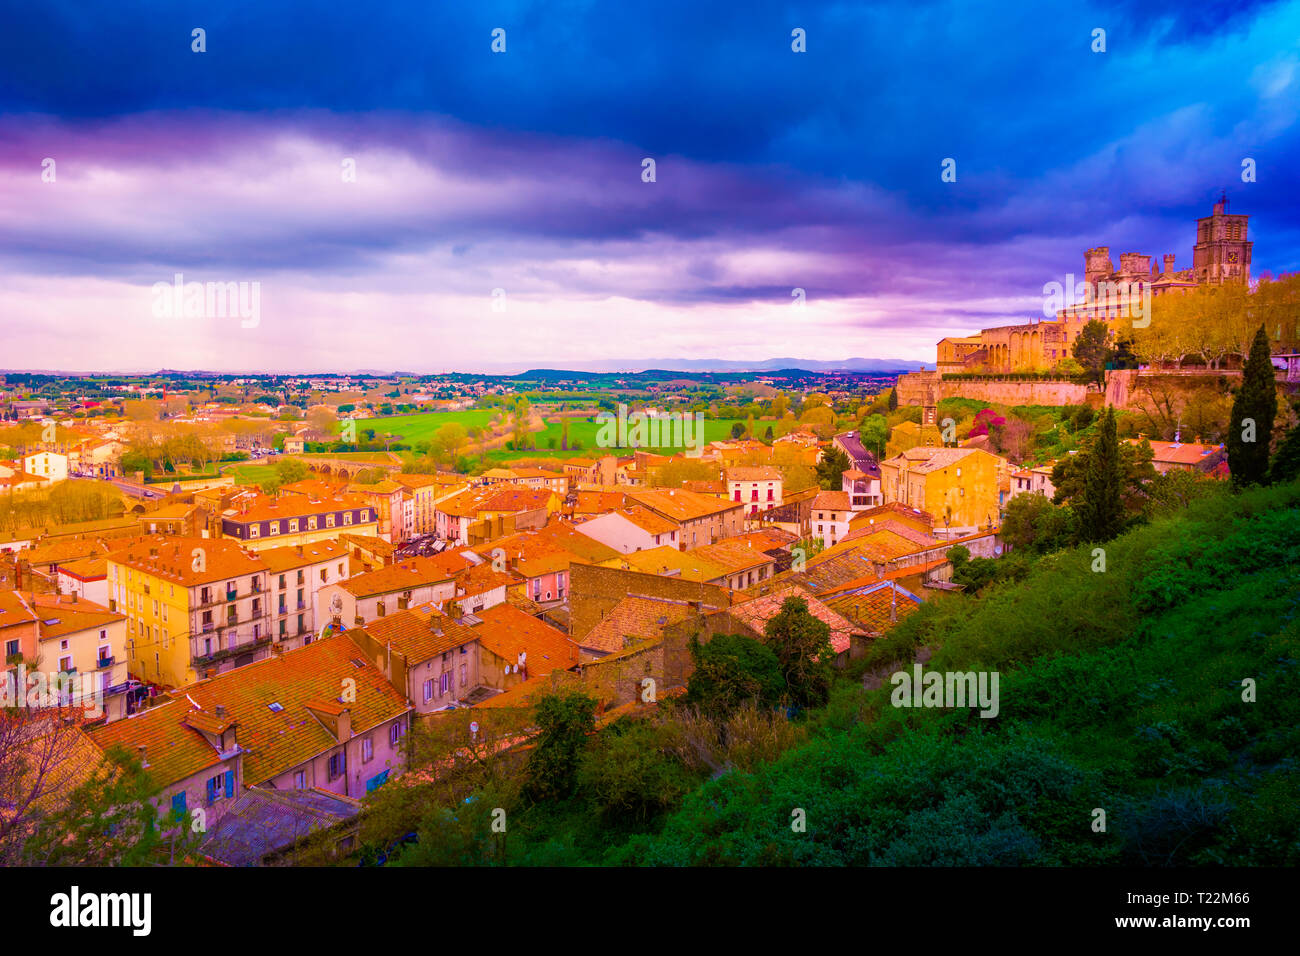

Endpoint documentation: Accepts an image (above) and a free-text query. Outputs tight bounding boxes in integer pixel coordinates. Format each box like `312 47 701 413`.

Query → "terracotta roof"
55 555 109 580
258 540 350 573
355 606 477 664
93 634 409 787
25 593 124 638
885 447 984 473
606 505 680 535
454 563 517 597
472 674 551 709
474 603 580 675
824 582 923 635
730 529 798 553
727 586 861 655
107 535 267 587
483 522 620 576
1126 439 1224 466
24 537 109 567
580 595 696 654
810 491 851 512
680 479 726 495
724 466 782 482
90 697 227 788
687 539 775 575
339 556 458 598
626 487 741 521
570 491 628 516
0 589 37 630
847 502 934 533
620 545 731 583
338 533 395 557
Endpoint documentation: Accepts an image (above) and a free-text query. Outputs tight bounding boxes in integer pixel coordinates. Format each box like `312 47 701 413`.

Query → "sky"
1 0 1298 374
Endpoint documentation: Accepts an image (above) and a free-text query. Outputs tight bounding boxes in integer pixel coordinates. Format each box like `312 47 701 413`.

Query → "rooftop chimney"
1163 254 1175 275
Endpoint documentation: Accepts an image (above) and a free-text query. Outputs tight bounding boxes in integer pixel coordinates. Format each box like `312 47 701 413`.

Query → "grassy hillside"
361 480 1300 867
611 481 1300 865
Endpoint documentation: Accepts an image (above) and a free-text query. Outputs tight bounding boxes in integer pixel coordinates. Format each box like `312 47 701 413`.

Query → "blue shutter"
224 770 234 798
205 778 216 804
171 791 187 814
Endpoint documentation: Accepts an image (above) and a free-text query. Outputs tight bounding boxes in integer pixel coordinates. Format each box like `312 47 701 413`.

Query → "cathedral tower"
1192 194 1251 284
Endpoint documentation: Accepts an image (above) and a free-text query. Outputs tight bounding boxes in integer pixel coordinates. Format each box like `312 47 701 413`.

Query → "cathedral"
937 197 1252 375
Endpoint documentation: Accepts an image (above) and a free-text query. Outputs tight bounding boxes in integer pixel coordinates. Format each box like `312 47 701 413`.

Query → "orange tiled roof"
824 585 922 635
25 593 124 638
626 487 740 522
607 505 680 535
473 604 580 675
727 586 860 655
454 563 517 597
93 634 409 787
107 535 267 588
339 556 458 598
580 595 695 655
55 555 109 580
357 606 477 664
570 491 628 516
258 540 350 573
724 466 782 482
90 697 227 788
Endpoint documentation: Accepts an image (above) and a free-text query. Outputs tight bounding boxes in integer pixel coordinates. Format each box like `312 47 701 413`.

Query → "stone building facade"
939 198 1250 375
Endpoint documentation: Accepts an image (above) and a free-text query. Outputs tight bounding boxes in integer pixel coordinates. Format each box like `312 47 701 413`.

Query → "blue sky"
1 0 1297 372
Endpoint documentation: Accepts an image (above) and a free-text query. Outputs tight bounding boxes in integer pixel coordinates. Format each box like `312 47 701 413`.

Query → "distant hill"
515 357 927 375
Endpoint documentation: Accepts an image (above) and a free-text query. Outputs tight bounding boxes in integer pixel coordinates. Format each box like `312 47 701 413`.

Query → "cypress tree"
1077 406 1124 542
887 387 898 411
1228 325 1278 488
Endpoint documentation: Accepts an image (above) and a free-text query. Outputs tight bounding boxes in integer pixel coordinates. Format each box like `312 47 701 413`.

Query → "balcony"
226 589 238 601
192 635 273 668
97 655 114 669
297 600 307 610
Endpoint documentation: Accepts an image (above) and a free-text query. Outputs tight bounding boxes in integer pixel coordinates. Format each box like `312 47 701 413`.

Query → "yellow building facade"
879 447 1002 535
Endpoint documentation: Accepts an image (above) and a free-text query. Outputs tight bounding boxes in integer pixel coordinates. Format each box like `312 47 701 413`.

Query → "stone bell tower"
1193 193 1251 285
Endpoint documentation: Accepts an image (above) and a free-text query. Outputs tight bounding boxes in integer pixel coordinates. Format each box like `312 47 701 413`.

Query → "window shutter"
224 770 234 798
206 778 216 804
172 791 187 814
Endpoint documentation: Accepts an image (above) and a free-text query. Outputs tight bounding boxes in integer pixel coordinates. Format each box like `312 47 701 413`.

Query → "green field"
361 409 751 461
487 416 749 461
356 409 500 443
222 462 280 485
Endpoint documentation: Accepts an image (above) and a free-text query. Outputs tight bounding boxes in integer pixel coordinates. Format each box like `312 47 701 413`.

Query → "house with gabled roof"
89 633 411 825
575 505 681 554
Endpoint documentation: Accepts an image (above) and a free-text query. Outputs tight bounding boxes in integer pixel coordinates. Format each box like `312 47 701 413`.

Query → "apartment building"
221 493 379 551
106 535 273 688
259 540 352 650
724 466 784 517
